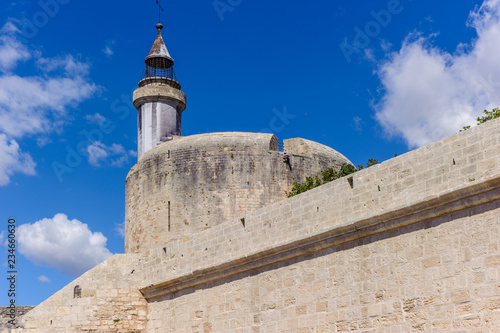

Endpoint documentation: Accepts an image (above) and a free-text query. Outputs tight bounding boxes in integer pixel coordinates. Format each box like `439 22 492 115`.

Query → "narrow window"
240 218 246 228
74 285 81 299
168 201 171 232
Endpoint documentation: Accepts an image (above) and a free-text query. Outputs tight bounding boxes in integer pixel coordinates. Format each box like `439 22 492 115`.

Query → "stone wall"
125 132 351 253
145 201 500 332
13 255 146 333
138 117 500 290
0 307 33 332
10 118 500 332
136 118 500 331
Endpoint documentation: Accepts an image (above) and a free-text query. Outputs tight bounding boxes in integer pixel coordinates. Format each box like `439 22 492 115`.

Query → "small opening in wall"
74 285 81 299
283 154 292 171
50 320 52 325
241 218 245 228
317 207 319 212
347 176 354 189
453 158 456 165
163 247 167 255
168 150 171 159
168 201 171 232
378 185 381 192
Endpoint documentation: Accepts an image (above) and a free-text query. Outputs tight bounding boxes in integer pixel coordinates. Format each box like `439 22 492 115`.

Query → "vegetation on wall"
288 107 500 198
287 159 379 197
461 107 500 132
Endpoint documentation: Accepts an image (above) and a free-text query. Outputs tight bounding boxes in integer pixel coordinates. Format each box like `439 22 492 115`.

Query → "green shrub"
287 159 378 197
461 107 499 131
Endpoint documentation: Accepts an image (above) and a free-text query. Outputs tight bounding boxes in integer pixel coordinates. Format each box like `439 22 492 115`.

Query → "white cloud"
85 113 106 126
87 142 108 167
0 21 20 34
0 21 98 186
18 213 113 277
103 46 114 57
380 40 392 52
36 136 52 147
115 221 125 237
87 142 135 168
374 0 500 148
102 40 116 57
36 55 90 76
38 275 50 283
352 116 363 132
364 49 375 62
0 63 97 138
0 23 30 72
0 134 36 186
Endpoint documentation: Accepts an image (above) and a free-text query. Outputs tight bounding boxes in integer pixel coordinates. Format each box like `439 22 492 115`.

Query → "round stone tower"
125 23 353 254
133 23 186 157
125 133 352 253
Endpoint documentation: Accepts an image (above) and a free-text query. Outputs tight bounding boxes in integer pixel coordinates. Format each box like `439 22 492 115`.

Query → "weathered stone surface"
0 307 34 332
11 255 147 333
10 117 500 332
133 83 186 111
125 132 351 253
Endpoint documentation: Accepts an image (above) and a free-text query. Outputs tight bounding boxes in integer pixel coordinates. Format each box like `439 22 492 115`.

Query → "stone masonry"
8 117 500 332
125 132 351 253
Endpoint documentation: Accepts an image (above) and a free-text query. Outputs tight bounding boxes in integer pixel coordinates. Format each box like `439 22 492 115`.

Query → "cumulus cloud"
38 275 50 283
18 214 113 277
374 0 500 148
0 134 36 186
87 142 136 168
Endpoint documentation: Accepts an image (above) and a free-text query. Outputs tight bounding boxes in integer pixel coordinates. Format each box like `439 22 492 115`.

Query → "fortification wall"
13 255 146 333
145 200 500 332
138 117 500 289
0 307 33 332
136 118 500 331
10 119 500 332
125 132 351 253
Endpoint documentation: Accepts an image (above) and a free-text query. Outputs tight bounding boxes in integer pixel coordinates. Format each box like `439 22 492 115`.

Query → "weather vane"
156 0 164 23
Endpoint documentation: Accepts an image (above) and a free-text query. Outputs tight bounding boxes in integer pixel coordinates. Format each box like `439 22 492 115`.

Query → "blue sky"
1 0 499 306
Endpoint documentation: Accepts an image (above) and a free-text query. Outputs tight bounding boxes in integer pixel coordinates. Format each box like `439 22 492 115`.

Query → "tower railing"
140 65 181 89
142 65 177 81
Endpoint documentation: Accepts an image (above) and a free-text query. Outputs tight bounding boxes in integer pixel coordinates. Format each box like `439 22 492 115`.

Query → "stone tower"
125 20 352 254
133 23 187 157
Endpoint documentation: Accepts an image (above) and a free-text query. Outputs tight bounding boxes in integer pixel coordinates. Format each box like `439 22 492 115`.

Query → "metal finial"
156 23 163 31
156 0 164 24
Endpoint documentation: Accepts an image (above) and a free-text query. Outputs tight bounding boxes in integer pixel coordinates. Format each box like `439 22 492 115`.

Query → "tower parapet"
133 23 186 157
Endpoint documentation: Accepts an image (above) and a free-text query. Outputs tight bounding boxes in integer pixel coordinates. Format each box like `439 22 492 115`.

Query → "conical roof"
145 23 174 68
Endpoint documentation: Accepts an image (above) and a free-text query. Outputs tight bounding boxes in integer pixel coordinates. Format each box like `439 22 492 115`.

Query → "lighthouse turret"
132 23 186 157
